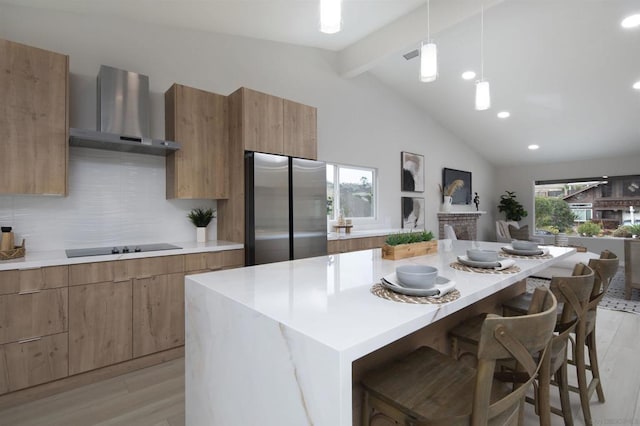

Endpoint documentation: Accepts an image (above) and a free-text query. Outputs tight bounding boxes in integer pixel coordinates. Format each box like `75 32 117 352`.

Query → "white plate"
501 246 544 256
381 273 452 297
457 255 506 268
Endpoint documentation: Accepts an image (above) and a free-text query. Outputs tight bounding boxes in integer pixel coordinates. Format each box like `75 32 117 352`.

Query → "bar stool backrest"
587 251 619 309
472 287 558 425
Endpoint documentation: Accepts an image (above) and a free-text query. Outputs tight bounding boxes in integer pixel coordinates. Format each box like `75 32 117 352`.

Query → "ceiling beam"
337 0 504 79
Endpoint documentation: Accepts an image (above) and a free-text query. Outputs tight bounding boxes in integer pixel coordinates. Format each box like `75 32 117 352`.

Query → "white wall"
496 153 640 258
0 4 496 251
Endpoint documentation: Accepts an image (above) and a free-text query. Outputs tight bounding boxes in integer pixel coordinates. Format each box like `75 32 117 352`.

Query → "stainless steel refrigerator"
245 152 327 266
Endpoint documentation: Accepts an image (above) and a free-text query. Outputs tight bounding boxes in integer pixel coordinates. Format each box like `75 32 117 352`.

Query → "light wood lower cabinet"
0 332 68 393
0 288 68 345
133 273 185 358
69 280 133 375
0 249 244 403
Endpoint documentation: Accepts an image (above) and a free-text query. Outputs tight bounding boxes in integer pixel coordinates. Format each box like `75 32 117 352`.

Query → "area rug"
526 266 640 315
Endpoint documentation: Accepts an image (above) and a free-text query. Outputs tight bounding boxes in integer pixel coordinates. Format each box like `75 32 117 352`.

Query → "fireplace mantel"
437 211 486 240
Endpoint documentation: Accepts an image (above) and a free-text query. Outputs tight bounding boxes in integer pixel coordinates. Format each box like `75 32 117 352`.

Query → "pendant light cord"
480 3 484 80
427 0 430 41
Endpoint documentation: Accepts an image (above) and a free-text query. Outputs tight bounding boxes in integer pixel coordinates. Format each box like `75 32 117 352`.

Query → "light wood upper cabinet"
229 87 317 159
0 38 68 195
239 88 284 155
165 83 228 199
69 280 133 375
284 99 317 160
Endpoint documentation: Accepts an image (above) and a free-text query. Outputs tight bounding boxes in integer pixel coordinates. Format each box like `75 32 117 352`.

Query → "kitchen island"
185 240 575 426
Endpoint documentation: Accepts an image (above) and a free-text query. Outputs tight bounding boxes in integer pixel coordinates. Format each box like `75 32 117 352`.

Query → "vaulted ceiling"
2 0 639 166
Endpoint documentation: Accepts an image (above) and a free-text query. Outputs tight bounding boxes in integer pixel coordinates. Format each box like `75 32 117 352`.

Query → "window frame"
326 162 377 222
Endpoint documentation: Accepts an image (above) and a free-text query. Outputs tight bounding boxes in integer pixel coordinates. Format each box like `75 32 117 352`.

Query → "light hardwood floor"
1 308 639 425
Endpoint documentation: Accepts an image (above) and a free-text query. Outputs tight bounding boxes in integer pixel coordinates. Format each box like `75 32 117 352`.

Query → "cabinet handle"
18 267 41 271
18 336 42 344
113 279 131 283
18 289 41 295
136 275 153 280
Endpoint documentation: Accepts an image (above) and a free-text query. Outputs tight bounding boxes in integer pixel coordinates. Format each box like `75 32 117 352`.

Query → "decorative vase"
555 232 568 247
442 196 453 212
196 227 207 243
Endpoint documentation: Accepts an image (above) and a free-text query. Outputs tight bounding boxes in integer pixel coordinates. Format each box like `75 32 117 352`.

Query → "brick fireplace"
437 212 485 240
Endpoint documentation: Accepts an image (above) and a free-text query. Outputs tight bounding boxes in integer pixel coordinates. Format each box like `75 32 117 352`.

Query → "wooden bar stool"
361 287 557 426
450 264 593 426
567 251 618 425
500 263 594 426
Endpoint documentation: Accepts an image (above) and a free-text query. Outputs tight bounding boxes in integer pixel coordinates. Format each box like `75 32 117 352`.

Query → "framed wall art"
442 168 472 205
401 152 424 192
401 197 425 230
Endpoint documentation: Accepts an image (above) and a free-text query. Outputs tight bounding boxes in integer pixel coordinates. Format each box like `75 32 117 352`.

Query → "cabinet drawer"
0 288 68 345
184 252 223 272
0 332 68 394
115 255 184 281
185 250 245 272
0 266 68 295
69 262 114 286
222 249 245 269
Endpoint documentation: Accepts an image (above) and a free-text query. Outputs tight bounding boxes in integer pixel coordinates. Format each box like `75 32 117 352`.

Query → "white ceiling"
3 0 640 166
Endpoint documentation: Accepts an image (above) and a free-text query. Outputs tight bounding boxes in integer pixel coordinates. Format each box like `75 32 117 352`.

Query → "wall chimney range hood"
69 65 180 156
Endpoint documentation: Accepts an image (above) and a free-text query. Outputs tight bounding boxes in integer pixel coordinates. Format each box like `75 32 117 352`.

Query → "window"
535 174 640 234
326 163 376 220
569 203 593 222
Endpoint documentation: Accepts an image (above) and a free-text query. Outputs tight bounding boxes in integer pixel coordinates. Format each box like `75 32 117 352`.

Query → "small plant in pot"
497 191 528 222
188 208 215 243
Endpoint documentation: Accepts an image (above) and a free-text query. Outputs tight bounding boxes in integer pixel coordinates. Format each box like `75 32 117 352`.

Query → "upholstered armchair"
495 220 520 243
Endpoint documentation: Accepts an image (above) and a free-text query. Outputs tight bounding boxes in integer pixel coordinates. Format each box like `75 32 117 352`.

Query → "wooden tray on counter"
0 239 25 261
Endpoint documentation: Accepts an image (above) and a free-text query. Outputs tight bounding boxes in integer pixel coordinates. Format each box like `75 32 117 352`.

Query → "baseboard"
0 346 185 411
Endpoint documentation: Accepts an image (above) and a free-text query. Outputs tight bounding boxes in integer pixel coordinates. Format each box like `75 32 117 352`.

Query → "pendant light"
320 0 342 34
475 4 491 110
420 0 438 82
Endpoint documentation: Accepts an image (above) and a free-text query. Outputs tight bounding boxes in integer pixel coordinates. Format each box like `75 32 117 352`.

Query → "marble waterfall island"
185 241 575 425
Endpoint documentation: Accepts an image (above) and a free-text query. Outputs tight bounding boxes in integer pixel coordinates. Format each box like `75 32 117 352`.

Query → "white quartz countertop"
0 240 244 271
186 240 574 361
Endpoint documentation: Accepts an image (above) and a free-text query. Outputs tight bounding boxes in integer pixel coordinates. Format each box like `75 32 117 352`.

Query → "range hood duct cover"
69 65 180 156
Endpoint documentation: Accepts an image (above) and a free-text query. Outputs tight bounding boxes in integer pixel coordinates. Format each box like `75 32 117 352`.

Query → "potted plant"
382 231 437 260
188 208 215 243
439 180 464 212
497 191 528 222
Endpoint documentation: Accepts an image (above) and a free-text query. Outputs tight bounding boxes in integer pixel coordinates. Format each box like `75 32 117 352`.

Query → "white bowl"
511 240 539 251
466 249 499 262
395 265 438 289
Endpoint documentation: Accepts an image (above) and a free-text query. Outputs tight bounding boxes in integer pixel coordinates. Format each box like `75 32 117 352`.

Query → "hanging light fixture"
320 0 342 34
420 0 438 82
475 4 491 110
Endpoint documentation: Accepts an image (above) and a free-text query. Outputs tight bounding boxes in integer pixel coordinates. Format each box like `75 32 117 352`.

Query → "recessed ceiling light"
633 81 640 90
621 14 640 29
497 111 510 119
461 71 476 80
528 144 540 150
602 175 609 179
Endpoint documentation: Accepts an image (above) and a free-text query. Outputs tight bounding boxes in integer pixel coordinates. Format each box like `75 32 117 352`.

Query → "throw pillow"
509 224 530 241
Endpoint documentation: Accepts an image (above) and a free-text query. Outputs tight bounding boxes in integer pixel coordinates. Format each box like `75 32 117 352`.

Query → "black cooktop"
65 243 182 258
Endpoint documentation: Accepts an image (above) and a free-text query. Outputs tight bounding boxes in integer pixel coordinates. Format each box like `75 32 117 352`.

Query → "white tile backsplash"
0 147 218 251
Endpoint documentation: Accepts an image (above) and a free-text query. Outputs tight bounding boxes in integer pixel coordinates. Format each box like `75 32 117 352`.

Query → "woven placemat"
449 262 521 274
499 251 552 260
370 283 461 304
